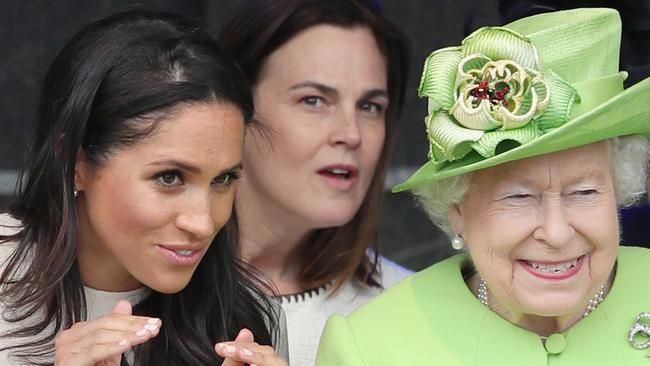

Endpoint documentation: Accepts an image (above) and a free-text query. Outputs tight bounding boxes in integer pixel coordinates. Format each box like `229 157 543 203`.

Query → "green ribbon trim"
470 123 541 158
418 47 462 112
426 112 484 161
532 70 578 131
462 27 539 70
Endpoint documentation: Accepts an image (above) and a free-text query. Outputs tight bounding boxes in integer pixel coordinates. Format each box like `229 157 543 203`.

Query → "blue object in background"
620 203 650 247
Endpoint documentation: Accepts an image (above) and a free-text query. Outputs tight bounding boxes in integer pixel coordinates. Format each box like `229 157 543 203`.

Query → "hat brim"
393 76 650 192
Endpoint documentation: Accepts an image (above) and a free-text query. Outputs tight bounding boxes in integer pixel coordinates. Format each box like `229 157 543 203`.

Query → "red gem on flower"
471 79 491 100
494 85 510 100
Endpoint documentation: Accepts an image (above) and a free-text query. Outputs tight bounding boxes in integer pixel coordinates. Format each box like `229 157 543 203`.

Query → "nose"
175 194 218 240
532 197 575 248
328 107 361 149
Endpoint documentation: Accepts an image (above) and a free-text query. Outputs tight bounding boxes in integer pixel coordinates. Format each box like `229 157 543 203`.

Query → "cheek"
464 210 531 281
360 124 386 175
211 191 236 230
93 179 168 240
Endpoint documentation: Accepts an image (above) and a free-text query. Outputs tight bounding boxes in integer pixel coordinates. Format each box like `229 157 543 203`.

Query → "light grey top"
279 256 412 366
0 213 289 365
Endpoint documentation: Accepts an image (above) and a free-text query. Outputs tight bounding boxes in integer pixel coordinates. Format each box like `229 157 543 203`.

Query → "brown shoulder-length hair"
217 0 409 292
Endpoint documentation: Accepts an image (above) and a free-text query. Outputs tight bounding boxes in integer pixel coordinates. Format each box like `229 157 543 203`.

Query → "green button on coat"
545 333 567 354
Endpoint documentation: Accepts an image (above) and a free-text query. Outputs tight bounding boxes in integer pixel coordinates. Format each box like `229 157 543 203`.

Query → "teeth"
528 258 578 273
329 168 349 175
174 249 193 256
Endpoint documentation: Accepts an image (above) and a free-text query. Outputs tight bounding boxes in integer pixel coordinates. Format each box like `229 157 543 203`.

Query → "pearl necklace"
477 278 606 318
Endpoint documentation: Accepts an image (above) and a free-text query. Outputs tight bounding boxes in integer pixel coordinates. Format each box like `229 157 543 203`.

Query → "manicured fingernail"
144 324 158 331
251 363 259 366
225 345 236 353
147 318 159 325
242 348 254 356
136 329 147 337
118 338 128 346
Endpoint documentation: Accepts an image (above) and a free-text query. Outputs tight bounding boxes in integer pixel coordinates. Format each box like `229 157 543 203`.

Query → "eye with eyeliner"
359 100 385 116
299 95 327 108
212 170 241 188
154 169 184 188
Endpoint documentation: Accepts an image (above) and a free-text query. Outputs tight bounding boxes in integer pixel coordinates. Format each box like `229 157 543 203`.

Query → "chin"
145 274 193 294
308 203 361 228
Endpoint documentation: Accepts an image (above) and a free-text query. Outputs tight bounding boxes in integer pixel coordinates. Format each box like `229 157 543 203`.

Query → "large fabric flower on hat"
418 26 578 168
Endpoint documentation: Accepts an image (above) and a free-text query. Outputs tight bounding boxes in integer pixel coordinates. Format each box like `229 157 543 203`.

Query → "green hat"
394 8 650 192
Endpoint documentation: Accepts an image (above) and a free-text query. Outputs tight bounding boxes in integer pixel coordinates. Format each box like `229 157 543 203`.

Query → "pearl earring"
451 234 465 250
73 189 79 198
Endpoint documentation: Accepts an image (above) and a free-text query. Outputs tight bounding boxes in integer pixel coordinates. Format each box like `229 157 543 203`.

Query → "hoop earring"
451 234 465 250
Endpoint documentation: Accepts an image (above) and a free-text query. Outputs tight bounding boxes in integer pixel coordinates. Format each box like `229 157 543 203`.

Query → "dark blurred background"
1 0 648 270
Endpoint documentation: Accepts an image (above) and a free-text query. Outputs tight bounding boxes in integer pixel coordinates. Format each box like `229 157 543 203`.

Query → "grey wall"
0 1 501 271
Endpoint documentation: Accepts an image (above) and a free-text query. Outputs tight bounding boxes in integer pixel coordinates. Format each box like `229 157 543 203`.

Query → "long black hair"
0 10 276 365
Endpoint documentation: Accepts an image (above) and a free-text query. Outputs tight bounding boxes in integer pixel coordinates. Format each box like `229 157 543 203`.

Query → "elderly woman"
316 8 650 365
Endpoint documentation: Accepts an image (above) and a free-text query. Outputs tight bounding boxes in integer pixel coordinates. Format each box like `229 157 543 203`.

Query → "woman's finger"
234 328 254 342
56 315 160 353
56 324 161 366
215 343 287 366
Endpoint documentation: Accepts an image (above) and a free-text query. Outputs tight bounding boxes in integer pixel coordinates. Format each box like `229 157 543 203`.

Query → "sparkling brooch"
628 312 650 357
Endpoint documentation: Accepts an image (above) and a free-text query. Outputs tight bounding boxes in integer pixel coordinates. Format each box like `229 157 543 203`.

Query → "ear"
74 149 90 192
448 203 465 236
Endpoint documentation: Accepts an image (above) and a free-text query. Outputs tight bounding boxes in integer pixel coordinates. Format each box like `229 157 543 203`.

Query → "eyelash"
359 101 384 114
300 96 385 115
154 170 241 189
571 189 599 197
212 171 241 187
156 170 184 187
301 96 325 107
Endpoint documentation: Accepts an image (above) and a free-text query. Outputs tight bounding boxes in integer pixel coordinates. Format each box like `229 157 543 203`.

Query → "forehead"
259 24 387 86
121 102 244 165
471 142 612 187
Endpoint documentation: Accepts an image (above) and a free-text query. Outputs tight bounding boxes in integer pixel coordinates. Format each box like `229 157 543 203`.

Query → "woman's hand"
215 328 288 366
54 300 161 366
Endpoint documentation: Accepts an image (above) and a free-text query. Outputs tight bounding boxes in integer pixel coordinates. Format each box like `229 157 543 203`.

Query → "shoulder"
0 213 22 264
316 255 469 366
0 213 21 237
618 245 650 263
357 255 459 315
376 256 413 288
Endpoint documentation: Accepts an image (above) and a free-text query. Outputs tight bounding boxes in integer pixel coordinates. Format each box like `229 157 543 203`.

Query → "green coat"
316 246 650 365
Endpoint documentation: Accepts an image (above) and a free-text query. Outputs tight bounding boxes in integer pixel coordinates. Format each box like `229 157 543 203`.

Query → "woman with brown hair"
217 0 411 365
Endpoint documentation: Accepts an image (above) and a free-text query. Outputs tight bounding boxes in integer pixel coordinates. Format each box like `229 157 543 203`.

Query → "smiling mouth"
519 255 586 280
525 258 579 274
156 245 204 266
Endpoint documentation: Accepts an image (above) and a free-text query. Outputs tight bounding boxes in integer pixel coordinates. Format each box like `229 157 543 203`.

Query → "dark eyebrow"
148 160 243 176
289 81 338 98
360 89 389 102
290 81 388 102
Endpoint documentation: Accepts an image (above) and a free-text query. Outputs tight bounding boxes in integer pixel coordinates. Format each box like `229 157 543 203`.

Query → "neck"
235 187 313 295
469 274 613 337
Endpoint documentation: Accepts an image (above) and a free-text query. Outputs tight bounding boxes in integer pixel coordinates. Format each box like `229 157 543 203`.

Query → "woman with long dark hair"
0 10 287 366
217 1 411 364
